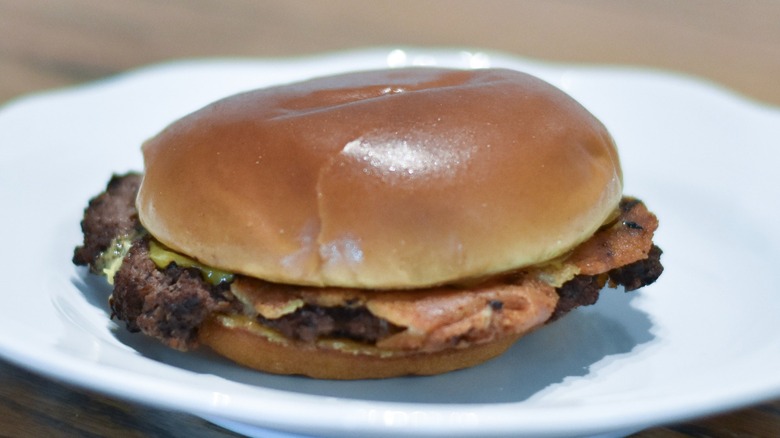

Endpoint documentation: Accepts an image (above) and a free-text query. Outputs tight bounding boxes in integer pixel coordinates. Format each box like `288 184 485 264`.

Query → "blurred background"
2 0 780 105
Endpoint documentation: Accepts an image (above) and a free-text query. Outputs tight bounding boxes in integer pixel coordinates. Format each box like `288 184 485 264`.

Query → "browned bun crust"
199 315 522 379
137 68 622 288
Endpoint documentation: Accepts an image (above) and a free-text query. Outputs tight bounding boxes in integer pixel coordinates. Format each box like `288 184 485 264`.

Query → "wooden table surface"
1 1 779 436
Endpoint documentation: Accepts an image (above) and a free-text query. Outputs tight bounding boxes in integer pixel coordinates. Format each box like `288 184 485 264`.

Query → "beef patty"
74 173 663 351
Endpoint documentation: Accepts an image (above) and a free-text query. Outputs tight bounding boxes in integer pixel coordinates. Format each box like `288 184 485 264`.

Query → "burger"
73 67 663 379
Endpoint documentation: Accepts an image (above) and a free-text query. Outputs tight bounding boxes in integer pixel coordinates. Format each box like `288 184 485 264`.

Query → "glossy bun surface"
137 68 622 288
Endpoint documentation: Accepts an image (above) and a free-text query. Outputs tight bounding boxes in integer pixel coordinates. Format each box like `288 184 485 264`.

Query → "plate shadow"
72 271 655 404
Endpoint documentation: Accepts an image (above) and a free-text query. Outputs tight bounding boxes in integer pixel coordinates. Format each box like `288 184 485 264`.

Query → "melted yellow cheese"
98 235 135 285
216 315 399 357
148 240 234 285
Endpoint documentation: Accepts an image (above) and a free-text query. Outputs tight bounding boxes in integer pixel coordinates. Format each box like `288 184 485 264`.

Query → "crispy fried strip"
232 275 558 353
230 198 660 353
566 198 658 275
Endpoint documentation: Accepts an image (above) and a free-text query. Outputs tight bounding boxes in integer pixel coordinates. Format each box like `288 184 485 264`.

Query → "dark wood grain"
0 358 240 437
1 1 779 436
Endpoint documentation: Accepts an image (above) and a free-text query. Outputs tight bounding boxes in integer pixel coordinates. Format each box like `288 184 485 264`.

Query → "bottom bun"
198 315 521 380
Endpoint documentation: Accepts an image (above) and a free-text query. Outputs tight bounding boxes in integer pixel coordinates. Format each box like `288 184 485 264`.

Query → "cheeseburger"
73 67 663 379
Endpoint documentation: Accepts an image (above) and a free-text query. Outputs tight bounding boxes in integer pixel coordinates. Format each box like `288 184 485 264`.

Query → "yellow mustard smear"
148 240 234 285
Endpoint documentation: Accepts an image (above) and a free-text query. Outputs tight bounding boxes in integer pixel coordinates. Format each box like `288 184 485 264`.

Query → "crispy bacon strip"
567 198 659 276
231 198 661 353
232 274 558 353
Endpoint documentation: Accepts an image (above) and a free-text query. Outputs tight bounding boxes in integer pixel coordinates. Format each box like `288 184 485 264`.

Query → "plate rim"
1 47 779 437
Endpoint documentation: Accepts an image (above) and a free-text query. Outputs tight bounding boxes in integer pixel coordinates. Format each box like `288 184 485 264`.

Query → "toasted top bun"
137 67 622 288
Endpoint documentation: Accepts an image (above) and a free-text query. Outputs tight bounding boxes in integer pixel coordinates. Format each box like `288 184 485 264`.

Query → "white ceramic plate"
1 48 779 438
